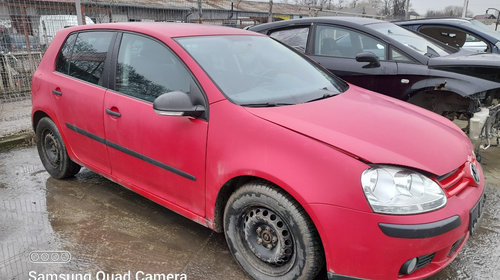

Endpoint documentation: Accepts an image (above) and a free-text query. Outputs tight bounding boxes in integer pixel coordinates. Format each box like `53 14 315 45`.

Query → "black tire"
224 181 324 280
36 117 81 179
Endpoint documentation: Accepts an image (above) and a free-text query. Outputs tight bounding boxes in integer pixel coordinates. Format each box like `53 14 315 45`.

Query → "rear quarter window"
270 27 310 52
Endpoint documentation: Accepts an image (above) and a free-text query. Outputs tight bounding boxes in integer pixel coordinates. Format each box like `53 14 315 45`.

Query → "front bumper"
312 181 485 280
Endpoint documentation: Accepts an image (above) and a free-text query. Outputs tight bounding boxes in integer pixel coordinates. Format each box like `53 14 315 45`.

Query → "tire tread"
36 117 81 179
225 180 324 280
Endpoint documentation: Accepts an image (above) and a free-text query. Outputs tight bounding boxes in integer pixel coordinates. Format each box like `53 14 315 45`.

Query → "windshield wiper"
240 102 294 107
306 88 339 103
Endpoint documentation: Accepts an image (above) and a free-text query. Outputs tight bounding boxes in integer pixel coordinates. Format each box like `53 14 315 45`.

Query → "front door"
104 33 208 216
309 24 399 96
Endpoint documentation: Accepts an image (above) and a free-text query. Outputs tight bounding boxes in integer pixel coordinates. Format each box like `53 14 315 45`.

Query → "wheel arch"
406 88 478 117
32 110 51 132
212 175 324 249
213 175 257 233
404 75 498 104
32 109 78 164
406 77 475 99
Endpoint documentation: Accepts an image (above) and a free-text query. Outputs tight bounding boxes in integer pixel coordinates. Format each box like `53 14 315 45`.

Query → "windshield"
369 22 450 57
469 19 500 41
176 35 347 106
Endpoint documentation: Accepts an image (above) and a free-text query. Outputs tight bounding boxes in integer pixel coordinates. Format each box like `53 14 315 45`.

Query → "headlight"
361 165 446 214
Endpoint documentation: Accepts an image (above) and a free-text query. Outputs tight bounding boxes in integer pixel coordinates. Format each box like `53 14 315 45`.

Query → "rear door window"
56 31 113 85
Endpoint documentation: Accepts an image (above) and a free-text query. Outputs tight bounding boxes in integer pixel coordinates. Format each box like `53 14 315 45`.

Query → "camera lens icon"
29 251 71 263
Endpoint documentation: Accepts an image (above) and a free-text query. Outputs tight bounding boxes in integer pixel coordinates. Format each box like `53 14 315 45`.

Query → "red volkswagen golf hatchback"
32 23 485 280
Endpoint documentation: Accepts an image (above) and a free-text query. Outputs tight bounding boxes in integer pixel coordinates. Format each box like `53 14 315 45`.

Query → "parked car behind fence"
0 34 40 52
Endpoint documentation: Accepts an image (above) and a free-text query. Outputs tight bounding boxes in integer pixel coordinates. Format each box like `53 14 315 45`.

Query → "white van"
38 15 94 47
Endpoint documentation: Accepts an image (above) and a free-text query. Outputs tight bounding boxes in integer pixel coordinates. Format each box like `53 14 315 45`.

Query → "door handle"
52 89 62 96
106 108 121 117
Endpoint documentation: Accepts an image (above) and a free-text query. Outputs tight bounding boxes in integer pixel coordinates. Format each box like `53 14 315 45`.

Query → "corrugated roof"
10 0 318 16
80 0 314 15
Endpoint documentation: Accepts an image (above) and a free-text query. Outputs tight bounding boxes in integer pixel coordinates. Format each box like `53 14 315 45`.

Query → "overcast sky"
408 0 497 16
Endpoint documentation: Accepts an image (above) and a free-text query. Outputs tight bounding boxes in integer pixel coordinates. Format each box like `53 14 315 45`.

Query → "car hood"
428 51 500 68
428 52 500 83
246 85 471 176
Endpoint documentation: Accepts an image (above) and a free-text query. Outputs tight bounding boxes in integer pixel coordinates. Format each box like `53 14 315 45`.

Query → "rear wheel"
36 117 80 179
224 181 324 280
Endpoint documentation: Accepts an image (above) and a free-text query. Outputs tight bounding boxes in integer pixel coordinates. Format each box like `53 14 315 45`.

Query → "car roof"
395 18 474 26
307 16 384 25
249 16 385 32
64 22 258 38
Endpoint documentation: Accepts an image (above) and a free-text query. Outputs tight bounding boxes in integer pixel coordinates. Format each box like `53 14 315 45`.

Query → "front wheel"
224 181 324 280
36 117 81 179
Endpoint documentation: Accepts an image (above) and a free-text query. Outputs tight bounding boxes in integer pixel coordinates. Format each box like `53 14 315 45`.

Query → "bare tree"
392 0 406 19
337 0 346 9
367 0 383 10
380 0 391 16
294 0 345 10
294 0 328 9
426 5 472 17
374 0 409 19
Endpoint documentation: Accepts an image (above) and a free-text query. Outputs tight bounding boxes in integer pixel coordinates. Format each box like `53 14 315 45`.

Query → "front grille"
449 237 464 256
416 253 435 270
437 164 469 196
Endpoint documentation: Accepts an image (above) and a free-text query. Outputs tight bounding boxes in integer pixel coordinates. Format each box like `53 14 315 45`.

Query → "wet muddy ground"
0 146 499 280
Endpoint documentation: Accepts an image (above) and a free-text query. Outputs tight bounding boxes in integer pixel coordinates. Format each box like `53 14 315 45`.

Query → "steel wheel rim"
240 206 296 275
42 129 61 168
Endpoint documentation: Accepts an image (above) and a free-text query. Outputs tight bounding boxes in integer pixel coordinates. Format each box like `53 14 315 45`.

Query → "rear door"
51 31 115 174
104 32 208 216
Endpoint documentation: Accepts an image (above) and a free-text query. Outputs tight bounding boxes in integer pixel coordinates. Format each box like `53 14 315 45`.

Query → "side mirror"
153 91 205 118
355 52 381 68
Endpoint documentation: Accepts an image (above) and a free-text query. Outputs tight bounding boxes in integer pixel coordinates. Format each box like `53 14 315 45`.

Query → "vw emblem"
470 163 481 185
